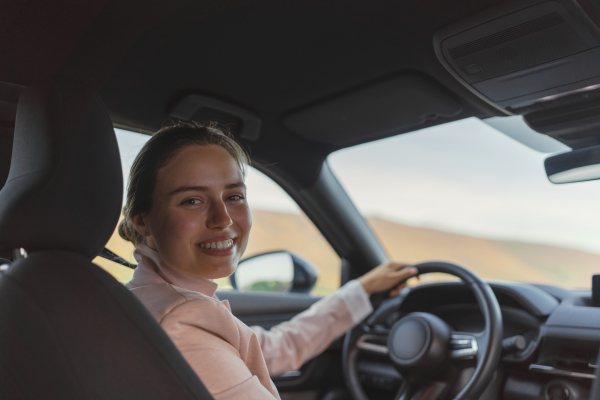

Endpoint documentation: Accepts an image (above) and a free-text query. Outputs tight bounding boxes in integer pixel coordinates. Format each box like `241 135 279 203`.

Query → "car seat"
0 77 213 399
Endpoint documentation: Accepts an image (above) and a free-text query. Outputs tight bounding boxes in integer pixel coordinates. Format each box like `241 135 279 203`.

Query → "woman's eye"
182 198 201 205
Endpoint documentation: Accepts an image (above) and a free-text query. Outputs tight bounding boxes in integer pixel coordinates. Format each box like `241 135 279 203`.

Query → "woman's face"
134 144 251 279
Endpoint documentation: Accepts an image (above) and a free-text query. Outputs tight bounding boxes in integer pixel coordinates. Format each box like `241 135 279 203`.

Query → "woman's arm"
161 298 280 399
251 280 370 376
252 263 418 376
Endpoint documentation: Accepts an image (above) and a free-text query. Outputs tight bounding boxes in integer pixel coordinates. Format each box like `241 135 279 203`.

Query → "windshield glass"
328 117 600 289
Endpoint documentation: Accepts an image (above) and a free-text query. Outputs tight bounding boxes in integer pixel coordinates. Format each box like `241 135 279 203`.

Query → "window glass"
328 117 600 289
239 167 340 295
92 128 149 282
96 129 340 296
235 252 294 292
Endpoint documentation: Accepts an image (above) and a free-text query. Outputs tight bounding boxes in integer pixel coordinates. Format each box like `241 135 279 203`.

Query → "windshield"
328 117 600 289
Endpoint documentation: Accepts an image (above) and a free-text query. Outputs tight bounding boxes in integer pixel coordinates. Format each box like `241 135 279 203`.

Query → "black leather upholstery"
0 126 12 190
0 78 122 259
0 252 214 399
0 78 213 399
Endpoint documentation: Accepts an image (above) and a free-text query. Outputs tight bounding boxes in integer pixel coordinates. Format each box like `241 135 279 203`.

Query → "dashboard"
356 281 599 400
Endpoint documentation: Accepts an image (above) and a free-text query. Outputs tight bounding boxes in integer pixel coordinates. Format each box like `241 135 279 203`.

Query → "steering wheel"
343 262 503 400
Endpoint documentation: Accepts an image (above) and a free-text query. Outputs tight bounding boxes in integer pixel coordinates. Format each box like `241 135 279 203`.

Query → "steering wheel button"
451 339 470 345
451 339 473 349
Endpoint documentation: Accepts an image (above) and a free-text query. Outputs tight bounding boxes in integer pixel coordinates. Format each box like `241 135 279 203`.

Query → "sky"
115 116 600 256
329 117 600 255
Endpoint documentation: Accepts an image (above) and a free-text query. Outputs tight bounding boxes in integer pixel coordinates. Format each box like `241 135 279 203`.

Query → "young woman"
120 122 418 400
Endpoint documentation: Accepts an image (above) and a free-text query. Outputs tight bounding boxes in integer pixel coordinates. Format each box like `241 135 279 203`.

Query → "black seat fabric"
0 77 212 399
0 77 121 258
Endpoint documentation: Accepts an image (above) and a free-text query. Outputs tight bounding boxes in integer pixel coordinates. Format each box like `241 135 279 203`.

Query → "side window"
95 130 341 296
217 167 341 296
93 128 149 283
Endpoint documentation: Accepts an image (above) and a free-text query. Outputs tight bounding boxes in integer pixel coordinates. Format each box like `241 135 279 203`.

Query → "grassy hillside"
95 210 599 293
369 218 599 288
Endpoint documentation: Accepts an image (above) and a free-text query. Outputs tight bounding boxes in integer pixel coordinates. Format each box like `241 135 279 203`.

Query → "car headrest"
0 77 123 259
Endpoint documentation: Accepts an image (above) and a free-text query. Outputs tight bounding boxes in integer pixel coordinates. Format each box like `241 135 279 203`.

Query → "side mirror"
545 145 600 184
230 251 319 294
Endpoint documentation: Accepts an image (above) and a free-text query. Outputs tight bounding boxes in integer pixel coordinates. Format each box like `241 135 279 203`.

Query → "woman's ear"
131 214 150 237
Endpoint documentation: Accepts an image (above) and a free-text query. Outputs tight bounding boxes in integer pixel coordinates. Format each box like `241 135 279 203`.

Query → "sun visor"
434 0 600 118
282 75 462 146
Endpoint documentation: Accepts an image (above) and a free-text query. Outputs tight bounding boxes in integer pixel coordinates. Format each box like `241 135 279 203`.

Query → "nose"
206 199 233 230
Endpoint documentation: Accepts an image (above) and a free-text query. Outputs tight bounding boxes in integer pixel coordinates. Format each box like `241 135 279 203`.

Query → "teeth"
200 239 234 250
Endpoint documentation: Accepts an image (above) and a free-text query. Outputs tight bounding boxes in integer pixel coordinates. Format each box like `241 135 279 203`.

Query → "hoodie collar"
131 244 219 297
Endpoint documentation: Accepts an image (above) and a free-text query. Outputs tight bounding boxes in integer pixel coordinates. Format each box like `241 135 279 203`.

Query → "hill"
369 217 599 288
94 210 599 293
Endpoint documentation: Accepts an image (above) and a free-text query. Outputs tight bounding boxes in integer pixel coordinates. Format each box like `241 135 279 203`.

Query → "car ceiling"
1 0 519 187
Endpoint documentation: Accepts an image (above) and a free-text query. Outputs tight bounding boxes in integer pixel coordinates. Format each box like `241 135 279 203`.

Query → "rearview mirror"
230 251 319 294
545 145 600 184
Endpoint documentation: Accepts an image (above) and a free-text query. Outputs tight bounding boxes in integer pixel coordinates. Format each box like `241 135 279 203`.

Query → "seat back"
0 77 212 399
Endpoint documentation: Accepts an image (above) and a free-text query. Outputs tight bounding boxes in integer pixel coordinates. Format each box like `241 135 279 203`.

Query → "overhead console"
434 0 600 148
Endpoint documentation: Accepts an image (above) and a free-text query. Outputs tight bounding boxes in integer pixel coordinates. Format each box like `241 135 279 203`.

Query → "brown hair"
118 121 250 246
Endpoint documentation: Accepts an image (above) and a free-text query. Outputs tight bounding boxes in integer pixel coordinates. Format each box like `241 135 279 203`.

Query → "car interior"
2 0 600 399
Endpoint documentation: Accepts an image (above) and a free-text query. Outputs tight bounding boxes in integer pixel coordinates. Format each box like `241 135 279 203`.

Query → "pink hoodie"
126 245 372 400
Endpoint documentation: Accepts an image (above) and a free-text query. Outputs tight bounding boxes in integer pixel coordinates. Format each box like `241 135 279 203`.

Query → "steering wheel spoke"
448 332 480 361
356 332 389 356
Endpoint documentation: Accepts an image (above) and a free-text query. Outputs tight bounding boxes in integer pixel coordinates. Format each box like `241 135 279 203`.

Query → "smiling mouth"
198 239 234 250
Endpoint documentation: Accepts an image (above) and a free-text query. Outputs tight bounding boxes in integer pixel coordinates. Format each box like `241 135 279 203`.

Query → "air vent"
552 350 598 374
449 12 565 59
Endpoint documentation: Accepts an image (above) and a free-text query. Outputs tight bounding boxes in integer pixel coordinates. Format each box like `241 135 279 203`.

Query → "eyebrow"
168 182 246 196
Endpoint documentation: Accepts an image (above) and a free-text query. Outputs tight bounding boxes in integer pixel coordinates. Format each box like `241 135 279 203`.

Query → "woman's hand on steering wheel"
357 262 418 296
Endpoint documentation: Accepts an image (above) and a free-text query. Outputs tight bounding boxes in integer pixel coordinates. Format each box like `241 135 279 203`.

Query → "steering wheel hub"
390 318 430 361
388 312 451 378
